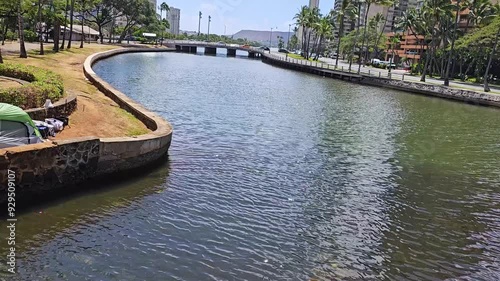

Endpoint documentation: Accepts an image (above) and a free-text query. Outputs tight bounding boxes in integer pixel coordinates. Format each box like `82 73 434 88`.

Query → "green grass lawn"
287 53 315 62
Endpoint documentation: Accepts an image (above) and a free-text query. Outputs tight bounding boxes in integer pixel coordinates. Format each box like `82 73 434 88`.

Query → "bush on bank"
0 63 64 109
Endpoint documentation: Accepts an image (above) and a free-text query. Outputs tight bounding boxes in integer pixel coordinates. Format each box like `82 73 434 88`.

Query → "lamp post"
207 15 211 41
269 26 277 52
287 24 292 50
198 11 202 37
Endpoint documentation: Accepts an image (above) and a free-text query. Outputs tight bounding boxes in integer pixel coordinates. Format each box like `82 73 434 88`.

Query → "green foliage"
23 30 38 42
0 63 64 109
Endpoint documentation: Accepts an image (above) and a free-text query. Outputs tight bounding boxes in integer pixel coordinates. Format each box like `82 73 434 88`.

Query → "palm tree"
67 0 75 48
334 0 356 67
358 0 393 73
0 48 3 63
18 0 27 58
388 33 401 78
160 2 169 43
349 0 364 72
295 6 311 58
420 0 454 82
160 2 170 19
483 24 499 92
313 15 334 60
306 7 321 59
464 0 494 33
60 0 69 50
444 0 463 86
367 12 385 61
395 8 425 68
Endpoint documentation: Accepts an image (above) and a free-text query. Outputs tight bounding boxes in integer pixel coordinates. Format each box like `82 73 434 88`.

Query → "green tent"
0 103 42 148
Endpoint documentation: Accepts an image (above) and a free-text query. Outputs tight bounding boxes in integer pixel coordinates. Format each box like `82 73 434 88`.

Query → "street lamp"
287 24 293 50
198 11 202 37
269 26 277 51
207 15 211 41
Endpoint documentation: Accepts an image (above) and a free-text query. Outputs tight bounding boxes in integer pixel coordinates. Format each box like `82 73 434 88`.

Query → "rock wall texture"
26 93 78 120
0 47 174 206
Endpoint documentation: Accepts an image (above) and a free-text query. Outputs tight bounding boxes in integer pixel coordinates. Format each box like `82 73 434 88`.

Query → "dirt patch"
0 77 23 89
3 44 151 140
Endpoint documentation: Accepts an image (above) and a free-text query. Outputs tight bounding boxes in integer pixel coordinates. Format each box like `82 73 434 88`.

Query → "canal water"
2 51 500 280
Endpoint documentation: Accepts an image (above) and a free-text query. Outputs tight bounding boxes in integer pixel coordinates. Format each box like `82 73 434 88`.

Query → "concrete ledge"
262 53 500 108
0 47 175 206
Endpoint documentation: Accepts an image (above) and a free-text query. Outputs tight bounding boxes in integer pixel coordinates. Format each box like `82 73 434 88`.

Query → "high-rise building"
166 7 181 35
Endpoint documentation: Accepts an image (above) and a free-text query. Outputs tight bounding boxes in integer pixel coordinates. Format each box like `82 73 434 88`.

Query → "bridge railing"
264 53 411 81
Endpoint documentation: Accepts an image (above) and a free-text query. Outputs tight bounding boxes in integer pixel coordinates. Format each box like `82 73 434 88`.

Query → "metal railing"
264 53 410 81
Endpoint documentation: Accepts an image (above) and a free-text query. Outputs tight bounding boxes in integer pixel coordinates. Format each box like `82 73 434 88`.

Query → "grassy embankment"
2 44 150 139
287 53 315 62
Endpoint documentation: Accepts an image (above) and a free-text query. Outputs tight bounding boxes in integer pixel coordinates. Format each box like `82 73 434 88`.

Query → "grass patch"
0 63 64 109
287 53 315 62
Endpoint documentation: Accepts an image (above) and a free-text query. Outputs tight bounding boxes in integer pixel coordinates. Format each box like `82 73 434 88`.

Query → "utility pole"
198 11 202 37
207 15 211 41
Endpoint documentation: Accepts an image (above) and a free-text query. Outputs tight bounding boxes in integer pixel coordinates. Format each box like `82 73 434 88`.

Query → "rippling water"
1 51 500 280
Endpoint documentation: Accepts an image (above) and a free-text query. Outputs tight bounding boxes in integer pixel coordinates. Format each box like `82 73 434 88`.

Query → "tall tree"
18 0 27 58
80 0 85 48
483 24 499 92
37 0 44 55
334 0 356 67
60 0 69 49
358 0 393 73
67 0 75 48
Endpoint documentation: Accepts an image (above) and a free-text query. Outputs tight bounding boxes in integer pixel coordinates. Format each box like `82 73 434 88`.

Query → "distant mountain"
232 30 293 46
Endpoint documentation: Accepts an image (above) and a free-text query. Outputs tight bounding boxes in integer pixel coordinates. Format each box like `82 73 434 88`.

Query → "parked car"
217 41 226 45
278 48 290 53
241 44 250 48
259 46 270 51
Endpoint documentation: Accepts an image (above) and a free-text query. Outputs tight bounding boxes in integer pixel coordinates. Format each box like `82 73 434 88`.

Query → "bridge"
164 40 265 58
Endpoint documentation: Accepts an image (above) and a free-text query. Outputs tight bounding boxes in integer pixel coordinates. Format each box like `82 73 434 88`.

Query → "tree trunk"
373 8 390 59
18 0 27 58
421 25 436 82
349 2 362 72
335 18 344 67
80 0 85 48
358 3 371 73
67 0 75 49
53 20 60 51
483 26 500 92
37 0 44 55
99 25 103 43
61 0 69 50
0 48 3 63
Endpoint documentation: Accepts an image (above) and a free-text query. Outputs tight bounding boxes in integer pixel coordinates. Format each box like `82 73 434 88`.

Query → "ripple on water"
3 52 500 281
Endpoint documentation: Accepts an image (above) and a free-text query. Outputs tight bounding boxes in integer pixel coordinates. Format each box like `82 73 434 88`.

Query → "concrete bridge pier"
227 49 236 57
181 46 190 53
189 46 197 53
205 47 217 55
248 52 256 58
175 45 181 52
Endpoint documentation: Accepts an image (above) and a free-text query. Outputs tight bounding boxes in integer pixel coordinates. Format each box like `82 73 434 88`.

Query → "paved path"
274 52 500 95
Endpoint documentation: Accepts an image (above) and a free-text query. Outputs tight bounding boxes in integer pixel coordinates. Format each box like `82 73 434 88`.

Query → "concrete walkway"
274 52 500 95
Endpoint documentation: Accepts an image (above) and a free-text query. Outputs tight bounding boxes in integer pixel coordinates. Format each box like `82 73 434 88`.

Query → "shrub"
23 30 38 42
0 63 64 109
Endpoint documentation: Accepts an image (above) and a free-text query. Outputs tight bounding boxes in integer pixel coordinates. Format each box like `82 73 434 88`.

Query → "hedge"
0 63 64 109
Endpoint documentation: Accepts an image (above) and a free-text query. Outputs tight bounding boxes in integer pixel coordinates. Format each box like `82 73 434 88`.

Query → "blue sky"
162 0 335 35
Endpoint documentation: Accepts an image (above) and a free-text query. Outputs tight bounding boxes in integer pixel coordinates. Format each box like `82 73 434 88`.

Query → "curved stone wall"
0 48 174 206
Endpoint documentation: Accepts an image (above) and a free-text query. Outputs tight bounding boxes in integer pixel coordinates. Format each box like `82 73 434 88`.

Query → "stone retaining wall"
262 53 500 108
26 93 78 120
0 47 174 206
